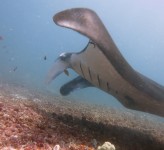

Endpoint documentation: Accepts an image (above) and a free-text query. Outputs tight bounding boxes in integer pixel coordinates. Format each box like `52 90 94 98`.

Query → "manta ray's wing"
60 76 93 96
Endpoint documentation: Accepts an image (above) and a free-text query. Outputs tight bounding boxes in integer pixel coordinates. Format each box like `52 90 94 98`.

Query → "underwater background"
0 0 164 116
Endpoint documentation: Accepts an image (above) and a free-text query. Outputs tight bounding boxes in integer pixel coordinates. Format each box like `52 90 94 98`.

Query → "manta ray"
46 8 164 117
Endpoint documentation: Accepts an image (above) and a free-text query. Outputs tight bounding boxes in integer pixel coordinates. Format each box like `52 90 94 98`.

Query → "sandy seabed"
0 81 164 150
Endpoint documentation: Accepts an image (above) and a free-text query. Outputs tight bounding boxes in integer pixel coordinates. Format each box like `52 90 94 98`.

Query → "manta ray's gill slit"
97 74 101 87
124 95 136 107
88 67 92 81
79 62 85 78
106 82 111 91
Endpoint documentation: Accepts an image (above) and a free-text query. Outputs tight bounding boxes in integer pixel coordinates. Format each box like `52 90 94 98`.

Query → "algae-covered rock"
97 142 115 150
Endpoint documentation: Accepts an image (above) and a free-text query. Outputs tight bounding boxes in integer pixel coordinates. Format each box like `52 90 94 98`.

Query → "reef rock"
97 142 115 150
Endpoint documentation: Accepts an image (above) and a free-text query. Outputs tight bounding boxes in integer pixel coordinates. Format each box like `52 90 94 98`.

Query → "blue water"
0 1 164 113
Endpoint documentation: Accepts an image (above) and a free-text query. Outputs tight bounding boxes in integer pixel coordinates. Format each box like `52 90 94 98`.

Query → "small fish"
9 66 17 73
13 66 17 72
44 56 47 60
0 36 4 41
64 69 69 76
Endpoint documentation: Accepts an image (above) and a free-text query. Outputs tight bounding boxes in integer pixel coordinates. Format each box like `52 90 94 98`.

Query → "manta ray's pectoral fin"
60 76 93 96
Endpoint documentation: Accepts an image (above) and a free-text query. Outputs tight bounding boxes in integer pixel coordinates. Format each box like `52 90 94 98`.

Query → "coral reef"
0 97 95 150
0 82 164 150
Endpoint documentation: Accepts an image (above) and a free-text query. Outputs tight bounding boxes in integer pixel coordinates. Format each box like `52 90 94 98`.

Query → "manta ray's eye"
60 52 67 57
59 52 71 61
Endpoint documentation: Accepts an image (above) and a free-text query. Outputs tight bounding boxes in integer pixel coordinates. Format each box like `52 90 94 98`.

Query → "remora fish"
46 8 164 117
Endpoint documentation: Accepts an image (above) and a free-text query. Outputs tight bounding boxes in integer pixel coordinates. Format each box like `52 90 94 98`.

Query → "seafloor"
0 81 164 150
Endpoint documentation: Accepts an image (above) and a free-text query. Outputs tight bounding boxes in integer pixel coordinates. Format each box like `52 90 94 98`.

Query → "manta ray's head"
46 52 72 84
